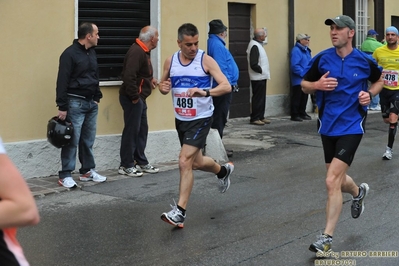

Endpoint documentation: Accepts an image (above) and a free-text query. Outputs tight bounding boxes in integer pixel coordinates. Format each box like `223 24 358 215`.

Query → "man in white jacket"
247 28 271 125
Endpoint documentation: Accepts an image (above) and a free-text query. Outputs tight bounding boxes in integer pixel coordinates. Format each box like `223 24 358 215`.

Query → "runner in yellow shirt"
373 26 399 160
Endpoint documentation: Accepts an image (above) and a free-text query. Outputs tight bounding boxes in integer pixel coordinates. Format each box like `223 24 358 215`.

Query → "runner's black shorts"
175 117 212 149
321 134 363 166
379 88 399 118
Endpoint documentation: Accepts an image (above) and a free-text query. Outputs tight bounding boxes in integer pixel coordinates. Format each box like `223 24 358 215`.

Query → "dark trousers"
211 90 233 139
250 79 267 122
290 85 309 117
119 94 149 168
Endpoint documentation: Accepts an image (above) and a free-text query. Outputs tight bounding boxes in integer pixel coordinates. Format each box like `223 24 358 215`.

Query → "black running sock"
177 205 186 216
323 233 332 239
216 165 227 179
388 123 397 148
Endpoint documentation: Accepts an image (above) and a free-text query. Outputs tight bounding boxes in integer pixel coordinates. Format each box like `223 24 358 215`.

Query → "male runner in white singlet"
158 23 234 228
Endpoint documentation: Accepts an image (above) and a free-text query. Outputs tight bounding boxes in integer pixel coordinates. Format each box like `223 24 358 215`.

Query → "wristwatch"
203 89 211 97
368 91 373 101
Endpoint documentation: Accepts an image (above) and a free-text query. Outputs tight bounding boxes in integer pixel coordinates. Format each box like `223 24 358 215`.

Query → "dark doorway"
392 16 399 29
228 3 251 118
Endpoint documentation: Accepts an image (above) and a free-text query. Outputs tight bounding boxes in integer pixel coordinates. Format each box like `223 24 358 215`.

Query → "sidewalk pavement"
27 161 180 198
27 114 317 198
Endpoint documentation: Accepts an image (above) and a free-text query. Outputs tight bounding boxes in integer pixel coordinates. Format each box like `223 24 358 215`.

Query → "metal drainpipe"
288 0 294 104
288 0 294 50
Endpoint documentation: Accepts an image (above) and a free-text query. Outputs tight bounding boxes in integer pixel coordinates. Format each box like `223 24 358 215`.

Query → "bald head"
254 28 266 38
254 28 266 42
139 26 159 50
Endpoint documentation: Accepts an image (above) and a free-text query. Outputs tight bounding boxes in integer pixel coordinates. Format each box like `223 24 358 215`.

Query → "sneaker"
370 106 381 111
261 118 271 124
382 147 392 160
58 177 77 188
217 162 234 193
309 234 333 253
118 166 143 177
291 116 303 122
250 120 265 125
300 114 312 120
161 200 185 228
137 164 159 173
351 183 369 219
79 169 107 182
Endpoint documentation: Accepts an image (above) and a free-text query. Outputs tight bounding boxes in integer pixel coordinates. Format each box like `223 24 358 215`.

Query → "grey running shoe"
382 147 392 160
351 183 369 219
217 162 234 193
161 201 185 228
118 166 143 177
309 234 332 253
137 164 159 173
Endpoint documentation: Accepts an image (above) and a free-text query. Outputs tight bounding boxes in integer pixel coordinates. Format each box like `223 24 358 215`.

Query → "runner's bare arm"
159 56 173 95
0 154 40 228
368 74 384 98
203 55 231 97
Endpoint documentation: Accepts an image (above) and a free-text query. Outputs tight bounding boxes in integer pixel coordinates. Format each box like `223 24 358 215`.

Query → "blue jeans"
369 93 380 108
59 97 98 178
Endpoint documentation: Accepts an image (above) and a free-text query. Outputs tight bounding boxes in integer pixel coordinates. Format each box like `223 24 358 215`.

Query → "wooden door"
228 3 251 118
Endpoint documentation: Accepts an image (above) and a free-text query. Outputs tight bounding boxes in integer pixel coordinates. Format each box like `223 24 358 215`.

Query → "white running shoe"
382 147 393 160
58 177 77 188
217 162 234 193
80 169 107 182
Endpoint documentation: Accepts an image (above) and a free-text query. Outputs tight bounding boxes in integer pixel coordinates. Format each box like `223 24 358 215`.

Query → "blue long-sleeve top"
290 42 312 86
207 34 239 87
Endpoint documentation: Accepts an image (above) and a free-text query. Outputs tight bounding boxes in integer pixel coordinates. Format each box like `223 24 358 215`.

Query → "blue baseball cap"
367 29 378 36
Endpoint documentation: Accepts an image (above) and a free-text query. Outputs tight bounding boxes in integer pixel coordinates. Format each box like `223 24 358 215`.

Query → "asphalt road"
18 113 399 266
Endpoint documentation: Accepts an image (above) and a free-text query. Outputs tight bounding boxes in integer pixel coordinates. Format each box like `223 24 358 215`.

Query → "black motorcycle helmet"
47 116 74 148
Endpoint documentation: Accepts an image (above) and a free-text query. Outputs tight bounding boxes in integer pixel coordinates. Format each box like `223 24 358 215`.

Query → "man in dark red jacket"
119 26 160 177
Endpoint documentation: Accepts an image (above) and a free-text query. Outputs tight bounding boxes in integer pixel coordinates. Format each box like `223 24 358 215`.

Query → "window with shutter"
78 0 150 81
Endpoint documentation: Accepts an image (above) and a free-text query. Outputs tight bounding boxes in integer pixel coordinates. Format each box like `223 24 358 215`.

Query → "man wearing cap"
207 19 239 157
361 29 383 54
290 33 312 122
246 28 271 125
361 29 384 111
301 15 383 253
372 26 399 160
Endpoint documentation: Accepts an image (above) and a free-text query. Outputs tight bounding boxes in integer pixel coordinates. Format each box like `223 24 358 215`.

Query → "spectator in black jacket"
118 26 160 177
55 22 107 188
